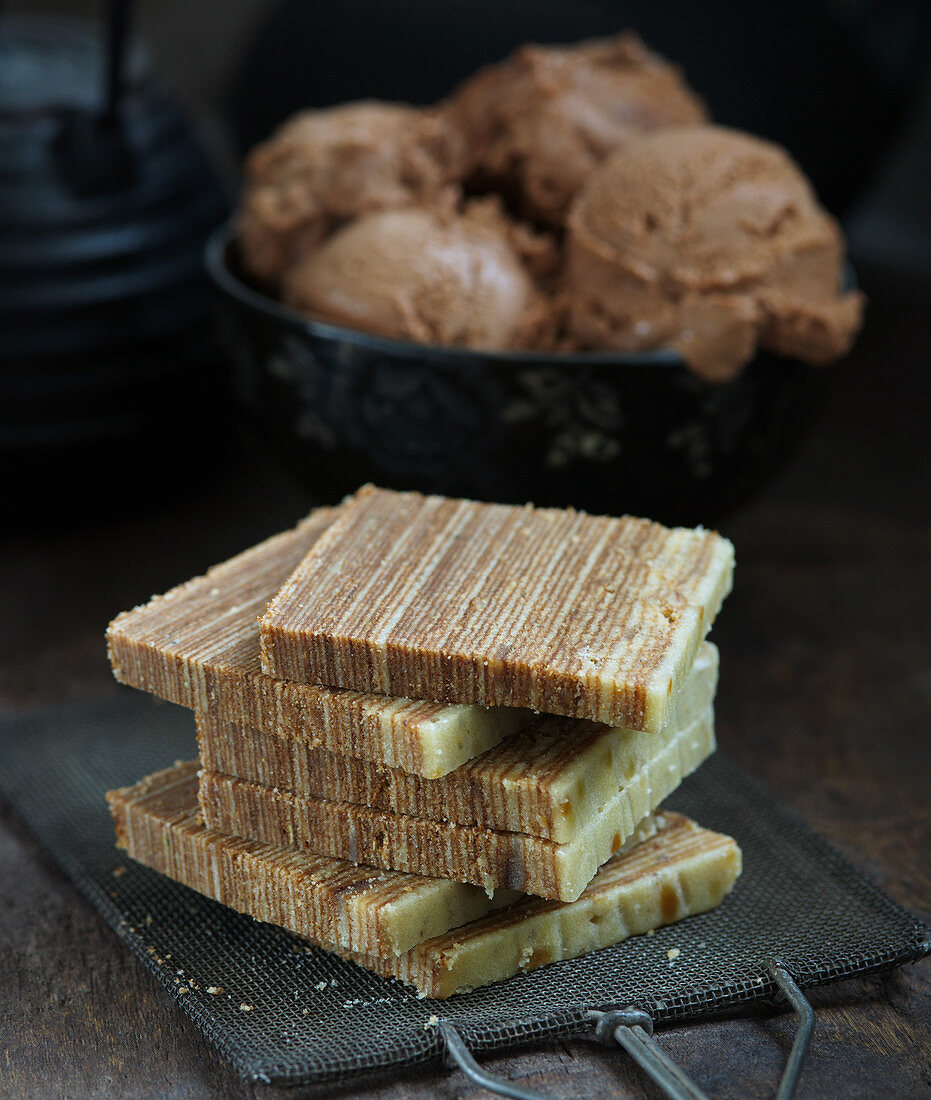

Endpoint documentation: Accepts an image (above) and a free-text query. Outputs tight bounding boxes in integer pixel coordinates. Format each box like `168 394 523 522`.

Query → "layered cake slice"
106 506 530 777
199 703 715 901
342 812 741 998
107 763 520 958
260 486 734 731
109 768 741 999
198 644 717 844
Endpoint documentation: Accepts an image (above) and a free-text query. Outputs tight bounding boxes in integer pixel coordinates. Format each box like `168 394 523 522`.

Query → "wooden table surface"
1 267 929 1099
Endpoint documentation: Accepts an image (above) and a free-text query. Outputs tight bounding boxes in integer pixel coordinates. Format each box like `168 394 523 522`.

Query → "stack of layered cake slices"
106 485 742 998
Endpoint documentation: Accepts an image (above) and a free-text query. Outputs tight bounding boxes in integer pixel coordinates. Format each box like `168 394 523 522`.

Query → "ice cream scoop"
446 33 707 227
238 101 467 286
564 125 864 379
282 202 554 351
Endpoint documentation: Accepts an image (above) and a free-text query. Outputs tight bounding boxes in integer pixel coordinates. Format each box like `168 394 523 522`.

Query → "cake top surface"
260 486 733 728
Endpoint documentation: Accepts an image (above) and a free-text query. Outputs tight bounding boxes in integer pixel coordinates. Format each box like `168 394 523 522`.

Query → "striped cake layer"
199 704 715 901
107 763 520 958
198 644 717 844
260 486 734 731
105 507 530 778
338 811 741 997
111 776 741 999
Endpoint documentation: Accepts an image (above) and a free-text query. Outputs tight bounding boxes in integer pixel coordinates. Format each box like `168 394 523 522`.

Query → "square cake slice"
198 643 717 844
106 506 530 777
107 763 519 958
260 486 733 731
110 774 741 999
343 811 741 998
199 703 715 901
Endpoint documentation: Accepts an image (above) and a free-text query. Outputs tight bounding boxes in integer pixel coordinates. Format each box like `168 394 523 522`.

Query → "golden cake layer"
107 763 520 958
342 811 741 997
199 643 717 844
199 704 714 901
260 486 734 731
106 507 530 777
109 771 742 999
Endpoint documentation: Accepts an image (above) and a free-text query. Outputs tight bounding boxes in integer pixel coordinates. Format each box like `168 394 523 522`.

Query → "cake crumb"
240 1003 253 1012
206 986 223 995
424 1015 439 1030
112 865 126 878
315 981 328 991
667 948 681 961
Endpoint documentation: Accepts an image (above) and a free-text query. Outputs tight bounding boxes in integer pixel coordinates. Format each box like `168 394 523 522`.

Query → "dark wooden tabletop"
1 266 929 1099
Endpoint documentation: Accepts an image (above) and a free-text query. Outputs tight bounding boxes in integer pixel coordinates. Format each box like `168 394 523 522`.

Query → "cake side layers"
107 762 520 958
198 643 718 843
260 486 733 730
342 811 742 997
105 505 530 777
112 781 741 999
199 705 715 901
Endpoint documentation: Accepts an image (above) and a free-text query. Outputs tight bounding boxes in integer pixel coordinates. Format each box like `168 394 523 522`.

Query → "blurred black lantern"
0 8 229 520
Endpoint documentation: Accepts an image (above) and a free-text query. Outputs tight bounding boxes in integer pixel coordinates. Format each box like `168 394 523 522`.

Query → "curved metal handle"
440 1022 556 1100
590 1006 709 1100
440 961 815 1100
589 961 814 1100
770 961 816 1100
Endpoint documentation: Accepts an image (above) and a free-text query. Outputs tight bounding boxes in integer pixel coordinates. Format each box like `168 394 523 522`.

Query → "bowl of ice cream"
207 33 863 526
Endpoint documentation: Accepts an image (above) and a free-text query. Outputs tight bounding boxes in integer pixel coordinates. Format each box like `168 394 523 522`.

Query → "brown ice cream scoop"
446 32 708 227
564 125 865 380
238 101 468 286
282 202 555 351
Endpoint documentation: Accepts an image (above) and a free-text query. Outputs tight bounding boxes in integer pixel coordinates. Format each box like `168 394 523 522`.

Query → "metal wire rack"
0 694 927 1095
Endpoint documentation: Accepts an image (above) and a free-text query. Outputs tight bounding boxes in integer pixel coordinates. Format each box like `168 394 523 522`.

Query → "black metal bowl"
207 225 831 526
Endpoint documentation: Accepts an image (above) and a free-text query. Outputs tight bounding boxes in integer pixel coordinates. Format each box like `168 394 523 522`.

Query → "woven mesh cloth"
0 692 927 1087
